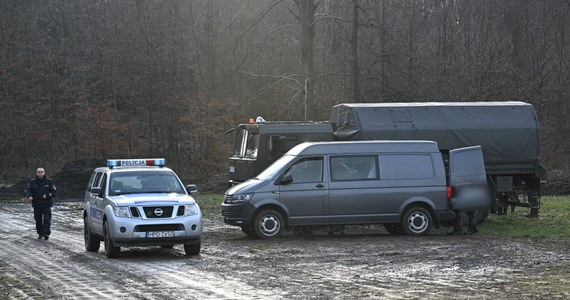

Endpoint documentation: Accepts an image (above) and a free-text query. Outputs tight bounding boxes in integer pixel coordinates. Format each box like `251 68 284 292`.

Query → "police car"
83 158 202 258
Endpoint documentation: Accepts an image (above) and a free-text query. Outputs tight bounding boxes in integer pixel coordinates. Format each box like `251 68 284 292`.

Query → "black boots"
447 227 463 236
465 225 478 235
448 225 477 236
526 208 539 218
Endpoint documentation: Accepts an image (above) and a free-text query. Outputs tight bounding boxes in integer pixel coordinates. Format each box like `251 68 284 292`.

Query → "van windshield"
255 154 296 180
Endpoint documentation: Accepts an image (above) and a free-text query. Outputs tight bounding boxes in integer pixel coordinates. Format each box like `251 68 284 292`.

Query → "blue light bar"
107 158 166 168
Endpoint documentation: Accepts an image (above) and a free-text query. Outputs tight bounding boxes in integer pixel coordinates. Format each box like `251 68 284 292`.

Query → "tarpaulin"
330 102 539 174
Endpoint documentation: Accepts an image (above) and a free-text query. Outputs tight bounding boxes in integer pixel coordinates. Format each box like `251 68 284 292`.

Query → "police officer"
26 167 57 240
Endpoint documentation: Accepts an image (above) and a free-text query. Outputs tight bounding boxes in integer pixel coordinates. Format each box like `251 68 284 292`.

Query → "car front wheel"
184 241 201 256
104 221 121 258
84 215 100 252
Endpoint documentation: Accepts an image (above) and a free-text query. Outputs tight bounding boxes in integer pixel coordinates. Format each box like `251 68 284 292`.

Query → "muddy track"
1 200 569 299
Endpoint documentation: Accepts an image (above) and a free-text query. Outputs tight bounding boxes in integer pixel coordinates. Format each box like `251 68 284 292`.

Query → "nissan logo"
154 208 164 216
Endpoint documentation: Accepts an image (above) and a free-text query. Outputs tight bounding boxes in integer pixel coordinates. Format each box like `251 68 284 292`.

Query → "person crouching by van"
448 210 477 235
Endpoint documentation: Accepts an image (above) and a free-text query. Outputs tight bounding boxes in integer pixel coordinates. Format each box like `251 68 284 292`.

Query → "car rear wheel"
184 241 201 256
104 221 121 258
253 209 284 239
401 206 432 236
84 215 100 252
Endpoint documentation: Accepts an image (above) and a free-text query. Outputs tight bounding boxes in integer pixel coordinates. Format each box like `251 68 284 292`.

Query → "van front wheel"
402 206 432 236
253 209 284 239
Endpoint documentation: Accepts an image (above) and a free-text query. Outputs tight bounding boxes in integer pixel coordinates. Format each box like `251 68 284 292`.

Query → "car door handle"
316 183 324 188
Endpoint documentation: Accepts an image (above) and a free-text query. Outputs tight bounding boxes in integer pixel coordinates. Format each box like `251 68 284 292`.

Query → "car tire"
84 215 100 252
401 206 432 236
240 226 257 238
104 221 121 258
253 209 284 239
383 223 402 235
184 241 201 256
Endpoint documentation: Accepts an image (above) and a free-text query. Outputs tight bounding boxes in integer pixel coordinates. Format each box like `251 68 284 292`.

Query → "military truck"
227 102 544 217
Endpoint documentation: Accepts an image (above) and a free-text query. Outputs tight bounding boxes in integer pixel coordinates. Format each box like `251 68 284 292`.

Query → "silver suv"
83 159 202 258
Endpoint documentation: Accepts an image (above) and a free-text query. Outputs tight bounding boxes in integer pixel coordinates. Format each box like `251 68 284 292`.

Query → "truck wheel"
240 226 257 238
103 221 121 258
84 215 100 252
253 209 284 239
184 241 201 256
384 223 402 235
401 206 432 236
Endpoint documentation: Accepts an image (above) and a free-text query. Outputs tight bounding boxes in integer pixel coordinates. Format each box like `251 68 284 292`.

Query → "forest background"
1 0 569 193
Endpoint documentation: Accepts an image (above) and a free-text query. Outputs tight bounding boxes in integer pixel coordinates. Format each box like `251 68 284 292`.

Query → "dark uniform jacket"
26 176 57 208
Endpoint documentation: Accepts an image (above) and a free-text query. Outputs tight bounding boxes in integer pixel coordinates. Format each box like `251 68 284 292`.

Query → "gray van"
221 141 489 239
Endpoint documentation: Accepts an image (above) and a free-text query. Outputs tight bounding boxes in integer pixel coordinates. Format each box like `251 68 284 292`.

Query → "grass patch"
194 193 570 239
194 193 223 219
479 195 570 238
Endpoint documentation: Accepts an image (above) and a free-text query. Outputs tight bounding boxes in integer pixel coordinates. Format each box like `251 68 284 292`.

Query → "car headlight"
113 207 131 218
184 204 199 216
226 193 254 204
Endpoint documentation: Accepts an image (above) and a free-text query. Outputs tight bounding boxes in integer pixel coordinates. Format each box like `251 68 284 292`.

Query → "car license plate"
146 231 174 238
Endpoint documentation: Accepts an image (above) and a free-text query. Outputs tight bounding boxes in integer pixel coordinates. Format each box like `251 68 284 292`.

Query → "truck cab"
227 120 333 186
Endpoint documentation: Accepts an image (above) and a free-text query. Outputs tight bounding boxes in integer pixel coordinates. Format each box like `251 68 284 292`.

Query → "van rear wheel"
253 209 284 239
401 206 432 236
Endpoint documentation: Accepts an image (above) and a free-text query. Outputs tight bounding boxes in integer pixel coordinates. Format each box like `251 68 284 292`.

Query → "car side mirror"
90 187 102 197
280 174 293 185
186 184 198 194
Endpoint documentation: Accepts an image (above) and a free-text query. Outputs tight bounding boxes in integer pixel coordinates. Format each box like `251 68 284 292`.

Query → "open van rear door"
448 146 490 212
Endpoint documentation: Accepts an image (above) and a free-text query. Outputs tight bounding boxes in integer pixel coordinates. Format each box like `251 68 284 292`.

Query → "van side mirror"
280 174 293 185
186 184 198 194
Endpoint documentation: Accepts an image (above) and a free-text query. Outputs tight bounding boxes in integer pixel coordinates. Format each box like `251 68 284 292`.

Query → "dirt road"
1 200 569 299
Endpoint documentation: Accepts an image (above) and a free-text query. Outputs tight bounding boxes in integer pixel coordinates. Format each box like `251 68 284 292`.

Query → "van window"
379 154 434 180
331 155 378 181
284 157 323 183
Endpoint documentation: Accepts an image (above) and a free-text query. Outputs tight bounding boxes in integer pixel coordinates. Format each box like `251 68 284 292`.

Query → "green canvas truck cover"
330 102 539 174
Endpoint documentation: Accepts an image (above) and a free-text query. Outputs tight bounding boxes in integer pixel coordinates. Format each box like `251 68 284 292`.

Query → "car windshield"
109 170 185 196
255 154 296 180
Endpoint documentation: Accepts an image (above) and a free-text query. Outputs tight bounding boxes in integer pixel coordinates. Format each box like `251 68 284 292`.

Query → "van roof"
288 140 439 156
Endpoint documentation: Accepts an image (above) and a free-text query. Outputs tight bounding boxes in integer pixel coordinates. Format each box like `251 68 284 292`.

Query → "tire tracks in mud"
0 202 277 299
2 201 570 299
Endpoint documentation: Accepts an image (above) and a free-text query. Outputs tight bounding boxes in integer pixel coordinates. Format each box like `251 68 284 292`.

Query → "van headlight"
184 204 199 216
113 207 131 218
226 193 254 204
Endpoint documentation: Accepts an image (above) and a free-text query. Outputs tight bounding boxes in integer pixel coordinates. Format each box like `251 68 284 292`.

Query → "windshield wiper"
112 192 138 196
